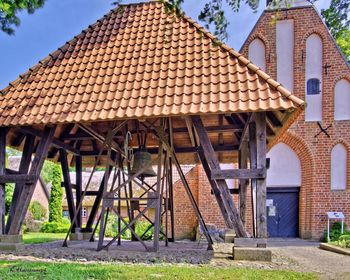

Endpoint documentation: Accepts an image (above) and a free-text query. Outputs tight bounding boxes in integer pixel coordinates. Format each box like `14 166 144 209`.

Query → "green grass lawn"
0 260 317 280
23 232 66 244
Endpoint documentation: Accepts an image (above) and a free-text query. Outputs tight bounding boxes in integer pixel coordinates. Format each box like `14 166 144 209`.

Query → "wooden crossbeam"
7 126 56 234
0 174 37 184
20 127 79 155
80 144 239 157
191 115 247 238
64 124 243 140
211 168 266 180
6 134 36 234
143 121 214 249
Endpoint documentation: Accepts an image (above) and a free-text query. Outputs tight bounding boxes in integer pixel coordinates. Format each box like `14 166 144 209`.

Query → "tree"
321 0 350 62
48 163 63 223
0 0 46 35
335 29 350 62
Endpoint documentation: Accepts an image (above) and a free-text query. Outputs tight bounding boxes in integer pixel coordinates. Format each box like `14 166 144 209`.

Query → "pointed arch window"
334 79 350 120
331 144 347 190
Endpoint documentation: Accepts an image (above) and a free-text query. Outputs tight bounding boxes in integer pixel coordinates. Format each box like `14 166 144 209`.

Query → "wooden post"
167 118 175 242
75 155 82 229
60 149 77 231
191 115 247 238
249 121 257 238
152 141 164 251
85 166 113 231
0 128 6 234
6 134 36 233
255 112 267 238
7 126 56 234
239 140 249 226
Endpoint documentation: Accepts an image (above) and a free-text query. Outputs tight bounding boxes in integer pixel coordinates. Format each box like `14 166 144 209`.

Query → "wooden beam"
79 144 239 157
75 155 82 229
85 167 113 231
20 127 79 155
0 174 37 184
255 112 267 239
11 132 25 147
63 124 243 140
145 121 213 249
6 134 36 234
239 113 254 150
7 126 56 234
48 124 75 158
191 115 247 237
0 128 7 234
239 140 249 226
211 168 266 180
60 149 77 231
249 121 257 238
197 146 231 226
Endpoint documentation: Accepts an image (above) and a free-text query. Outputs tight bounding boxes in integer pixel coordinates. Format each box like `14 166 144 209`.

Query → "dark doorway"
266 187 299 238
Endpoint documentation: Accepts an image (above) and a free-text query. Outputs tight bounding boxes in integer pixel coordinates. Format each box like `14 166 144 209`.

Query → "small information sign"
326 212 345 242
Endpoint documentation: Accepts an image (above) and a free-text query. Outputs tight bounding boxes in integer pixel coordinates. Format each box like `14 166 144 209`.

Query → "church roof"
0 1 304 127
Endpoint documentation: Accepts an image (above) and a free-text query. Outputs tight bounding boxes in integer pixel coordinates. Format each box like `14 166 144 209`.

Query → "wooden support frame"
6 134 36 234
239 140 249 226
255 112 267 238
144 121 214 249
249 121 257 238
191 115 247 238
7 126 56 234
75 155 83 229
60 149 77 231
0 128 7 234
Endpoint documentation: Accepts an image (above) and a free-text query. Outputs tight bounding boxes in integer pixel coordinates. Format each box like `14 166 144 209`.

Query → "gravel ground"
0 238 349 279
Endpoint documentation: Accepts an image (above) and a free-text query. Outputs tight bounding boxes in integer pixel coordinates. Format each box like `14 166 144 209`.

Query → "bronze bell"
131 150 156 177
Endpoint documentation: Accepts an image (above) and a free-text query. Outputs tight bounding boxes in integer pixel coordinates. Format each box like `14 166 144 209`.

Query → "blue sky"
0 0 331 89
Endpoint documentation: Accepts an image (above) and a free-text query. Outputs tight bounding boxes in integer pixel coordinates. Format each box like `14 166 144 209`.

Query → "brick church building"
173 0 350 240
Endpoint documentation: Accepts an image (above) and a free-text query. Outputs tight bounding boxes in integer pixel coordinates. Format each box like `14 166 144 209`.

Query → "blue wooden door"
267 187 299 238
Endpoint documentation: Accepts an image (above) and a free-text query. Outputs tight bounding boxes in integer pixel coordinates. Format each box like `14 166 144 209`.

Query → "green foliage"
100 215 155 240
333 234 350 248
335 29 350 63
321 0 350 40
29 201 47 221
324 222 350 242
5 147 21 156
23 232 66 244
61 217 71 225
41 160 57 185
48 163 63 223
0 0 46 35
135 220 155 241
321 0 350 62
5 183 14 215
102 214 131 239
41 221 69 233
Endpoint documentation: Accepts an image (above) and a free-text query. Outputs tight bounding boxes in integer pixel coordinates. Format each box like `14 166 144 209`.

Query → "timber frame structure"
0 1 304 251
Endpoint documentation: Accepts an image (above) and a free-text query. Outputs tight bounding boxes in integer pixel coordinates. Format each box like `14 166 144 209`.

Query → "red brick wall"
173 166 199 240
240 6 350 239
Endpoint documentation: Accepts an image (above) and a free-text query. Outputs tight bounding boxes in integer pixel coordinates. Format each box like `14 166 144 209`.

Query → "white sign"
327 212 345 219
266 199 274 207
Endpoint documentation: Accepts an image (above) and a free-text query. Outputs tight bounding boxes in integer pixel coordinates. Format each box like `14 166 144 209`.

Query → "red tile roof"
0 1 304 126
